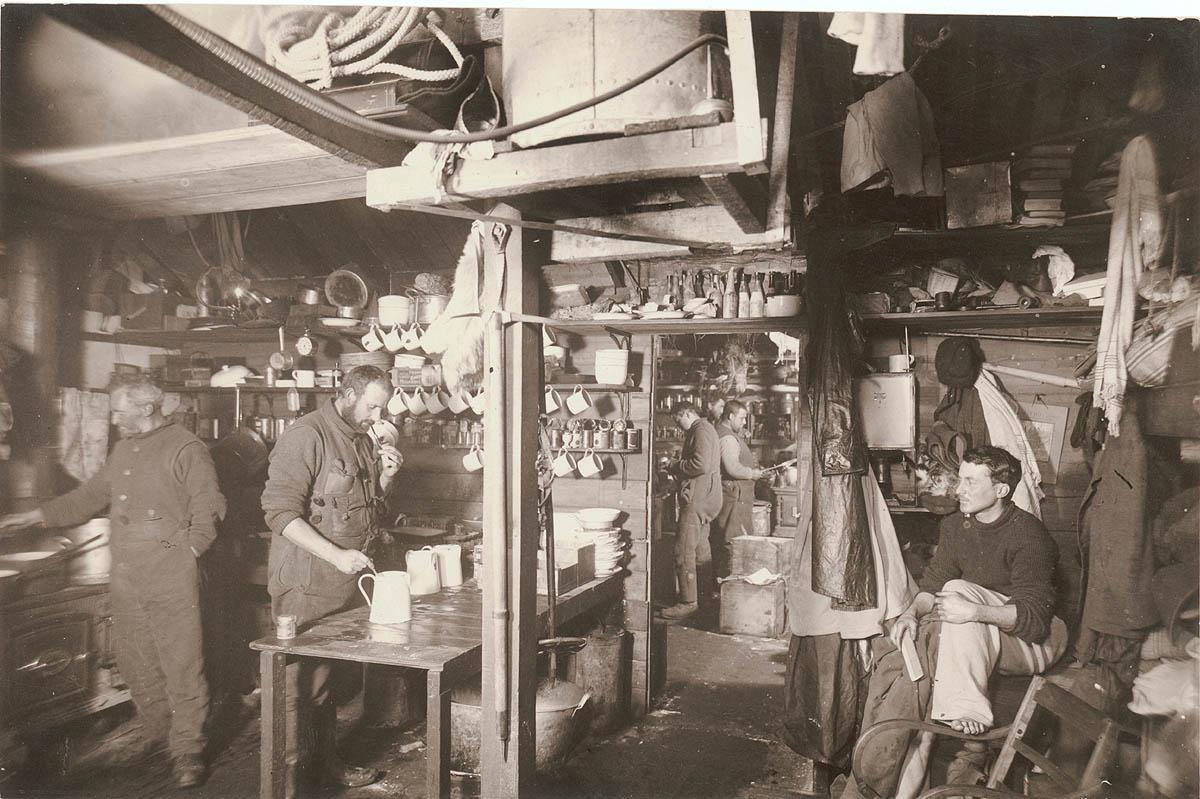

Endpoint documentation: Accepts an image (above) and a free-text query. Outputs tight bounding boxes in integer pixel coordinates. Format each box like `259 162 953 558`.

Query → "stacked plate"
587 528 628 577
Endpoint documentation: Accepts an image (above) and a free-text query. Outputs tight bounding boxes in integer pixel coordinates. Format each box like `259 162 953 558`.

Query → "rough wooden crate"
719 580 786 638
730 535 790 575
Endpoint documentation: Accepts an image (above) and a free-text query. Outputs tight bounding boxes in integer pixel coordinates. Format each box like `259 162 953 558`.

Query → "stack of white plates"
588 528 628 576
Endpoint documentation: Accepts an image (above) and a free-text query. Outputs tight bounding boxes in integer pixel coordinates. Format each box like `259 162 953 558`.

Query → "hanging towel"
841 73 943 197
1093 134 1163 436
975 369 1044 518
789 475 917 639
827 13 905 76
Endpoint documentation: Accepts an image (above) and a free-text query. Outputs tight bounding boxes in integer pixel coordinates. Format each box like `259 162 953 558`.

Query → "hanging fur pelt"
420 220 510 393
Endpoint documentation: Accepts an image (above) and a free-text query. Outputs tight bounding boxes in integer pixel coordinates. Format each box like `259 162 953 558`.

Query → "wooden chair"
852 675 1127 799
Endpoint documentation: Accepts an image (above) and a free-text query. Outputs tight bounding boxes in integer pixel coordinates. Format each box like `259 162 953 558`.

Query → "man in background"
660 401 722 621
0 374 225 789
712 400 765 579
260 365 402 795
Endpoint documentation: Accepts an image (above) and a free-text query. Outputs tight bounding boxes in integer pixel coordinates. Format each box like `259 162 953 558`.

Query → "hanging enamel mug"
469 387 487 416
406 388 428 417
361 324 385 352
462 442 484 473
577 447 604 478
544 387 562 413
552 448 577 478
383 324 405 353
387 386 408 416
566 385 592 415
401 323 424 351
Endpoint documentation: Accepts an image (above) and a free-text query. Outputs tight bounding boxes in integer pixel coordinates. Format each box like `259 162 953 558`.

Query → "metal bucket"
63 519 111 585
450 679 590 773
503 9 726 148
414 294 448 325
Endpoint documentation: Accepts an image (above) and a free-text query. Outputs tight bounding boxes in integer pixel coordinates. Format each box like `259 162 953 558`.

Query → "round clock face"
295 335 314 357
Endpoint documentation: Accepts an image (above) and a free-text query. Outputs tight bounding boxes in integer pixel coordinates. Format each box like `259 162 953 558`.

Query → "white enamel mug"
425 390 447 415
405 547 441 595
361 325 385 352
552 449 577 478
383 324 405 353
433 544 464 587
545 388 562 413
387 386 408 416
401 324 425 351
565 385 592 415
577 447 604 477
469 388 486 416
447 390 471 415
462 445 484 473
406 388 427 417
358 571 412 624
888 354 916 372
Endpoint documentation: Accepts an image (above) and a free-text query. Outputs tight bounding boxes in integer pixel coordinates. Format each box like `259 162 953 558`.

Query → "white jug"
405 547 442 595
433 544 463 587
358 571 412 624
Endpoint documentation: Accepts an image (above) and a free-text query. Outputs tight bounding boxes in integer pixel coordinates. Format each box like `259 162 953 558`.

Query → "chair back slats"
1079 721 1120 788
1032 681 1111 740
988 676 1044 787
1011 739 1079 789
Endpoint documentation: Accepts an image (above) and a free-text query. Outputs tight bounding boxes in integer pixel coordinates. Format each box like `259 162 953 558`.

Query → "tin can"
265 366 277 387
595 430 611 449
276 614 297 639
581 429 594 449
610 430 626 450
626 428 642 450
549 429 563 448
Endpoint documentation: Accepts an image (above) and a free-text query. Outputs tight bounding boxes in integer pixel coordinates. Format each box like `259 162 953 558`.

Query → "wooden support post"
725 10 767 173
699 173 768 233
766 13 799 234
480 204 541 798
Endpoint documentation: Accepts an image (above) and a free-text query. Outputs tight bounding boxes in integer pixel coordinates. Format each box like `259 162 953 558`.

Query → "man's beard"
338 403 369 430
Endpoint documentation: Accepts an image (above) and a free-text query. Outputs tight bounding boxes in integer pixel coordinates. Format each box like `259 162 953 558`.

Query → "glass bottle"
722 272 737 318
737 272 751 318
749 273 766 317
663 273 677 309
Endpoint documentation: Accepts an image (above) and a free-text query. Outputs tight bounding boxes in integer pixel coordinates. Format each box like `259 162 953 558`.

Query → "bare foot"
949 717 987 736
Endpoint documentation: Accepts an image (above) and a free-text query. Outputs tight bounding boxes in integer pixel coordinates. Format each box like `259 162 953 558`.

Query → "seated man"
845 445 1068 799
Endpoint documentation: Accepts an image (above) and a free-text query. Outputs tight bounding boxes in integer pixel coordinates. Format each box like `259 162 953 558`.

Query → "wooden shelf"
82 328 282 346
164 385 336 394
546 383 641 393
549 315 805 335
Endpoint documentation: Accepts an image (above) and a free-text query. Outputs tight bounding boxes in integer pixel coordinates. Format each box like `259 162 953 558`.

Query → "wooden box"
730 535 790 576
719 580 786 638
943 161 1013 229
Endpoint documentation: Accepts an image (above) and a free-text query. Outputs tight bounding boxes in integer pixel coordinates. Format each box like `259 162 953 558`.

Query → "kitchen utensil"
325 268 371 311
336 305 362 320
552 450 577 478
63 518 111 584
576 448 603 477
361 324 385 352
576 507 621 529
469 388 486 415
358 570 412 624
405 547 441 595
888 354 916 372
462 444 484 472
269 328 295 371
387 387 408 416
383 325 404 352
433 544 464 587
544 388 562 413
297 286 322 305
378 295 413 327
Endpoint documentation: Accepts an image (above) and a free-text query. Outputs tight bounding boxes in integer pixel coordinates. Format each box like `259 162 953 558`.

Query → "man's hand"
0 509 45 533
753 467 767 480
379 444 403 480
931 590 979 624
330 548 374 575
888 612 918 647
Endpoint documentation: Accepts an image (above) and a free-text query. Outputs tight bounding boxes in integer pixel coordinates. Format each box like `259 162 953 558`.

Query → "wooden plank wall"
549 330 655 714
866 324 1098 629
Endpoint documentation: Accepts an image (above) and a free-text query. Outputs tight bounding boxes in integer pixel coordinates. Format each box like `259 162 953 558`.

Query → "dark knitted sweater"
919 504 1058 644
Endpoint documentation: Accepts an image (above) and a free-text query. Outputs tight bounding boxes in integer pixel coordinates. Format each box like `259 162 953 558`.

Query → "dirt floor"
3 624 818 799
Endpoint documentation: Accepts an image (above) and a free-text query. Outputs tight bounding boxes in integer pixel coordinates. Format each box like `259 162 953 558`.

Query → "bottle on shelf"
749 272 766 317
663 273 677 309
722 272 737 318
737 272 751 319
680 270 695 304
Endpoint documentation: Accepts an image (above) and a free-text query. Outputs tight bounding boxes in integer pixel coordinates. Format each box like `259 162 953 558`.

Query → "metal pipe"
935 330 1093 345
983 362 1084 389
483 312 510 743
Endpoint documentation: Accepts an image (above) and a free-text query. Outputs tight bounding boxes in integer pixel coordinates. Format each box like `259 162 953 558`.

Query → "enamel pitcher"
358 571 412 624
405 546 441 595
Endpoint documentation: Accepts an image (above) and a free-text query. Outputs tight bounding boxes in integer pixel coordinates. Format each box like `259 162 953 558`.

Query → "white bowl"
577 508 620 528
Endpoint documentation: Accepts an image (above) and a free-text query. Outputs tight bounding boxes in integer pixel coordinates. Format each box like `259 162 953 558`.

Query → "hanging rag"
1093 134 1164 436
827 13 905 76
974 369 1044 518
806 227 875 610
789 474 916 639
841 72 944 197
419 220 510 393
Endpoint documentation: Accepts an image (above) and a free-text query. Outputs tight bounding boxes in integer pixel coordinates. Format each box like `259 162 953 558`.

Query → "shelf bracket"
605 328 632 352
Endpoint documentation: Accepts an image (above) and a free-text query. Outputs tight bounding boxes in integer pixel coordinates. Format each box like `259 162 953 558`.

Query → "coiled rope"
262 6 462 90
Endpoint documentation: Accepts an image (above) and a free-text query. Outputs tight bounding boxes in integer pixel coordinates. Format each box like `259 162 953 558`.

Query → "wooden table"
250 576 620 799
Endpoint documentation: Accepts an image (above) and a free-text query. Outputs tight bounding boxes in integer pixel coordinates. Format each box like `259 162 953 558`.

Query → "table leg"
260 651 287 799
426 669 451 799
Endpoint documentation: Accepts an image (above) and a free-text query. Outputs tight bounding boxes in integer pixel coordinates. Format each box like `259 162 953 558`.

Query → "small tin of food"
275 614 297 639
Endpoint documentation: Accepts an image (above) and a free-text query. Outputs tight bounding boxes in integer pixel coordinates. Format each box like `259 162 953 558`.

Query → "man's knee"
941 578 981 594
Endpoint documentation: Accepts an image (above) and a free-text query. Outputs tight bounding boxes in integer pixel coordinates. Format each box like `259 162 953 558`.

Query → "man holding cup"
260 365 402 794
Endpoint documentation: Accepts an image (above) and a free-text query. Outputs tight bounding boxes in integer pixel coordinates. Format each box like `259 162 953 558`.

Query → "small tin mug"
276 614 297 639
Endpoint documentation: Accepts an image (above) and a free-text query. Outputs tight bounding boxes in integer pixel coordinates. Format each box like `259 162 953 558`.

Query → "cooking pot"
0 542 69 597
63 519 111 585
414 294 449 325
297 286 322 305
450 679 590 773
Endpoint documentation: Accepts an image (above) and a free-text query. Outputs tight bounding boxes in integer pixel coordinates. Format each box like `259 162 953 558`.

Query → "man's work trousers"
674 503 718 605
272 581 361 797
110 545 209 761
712 480 754 579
